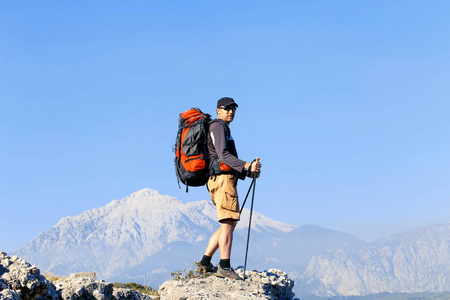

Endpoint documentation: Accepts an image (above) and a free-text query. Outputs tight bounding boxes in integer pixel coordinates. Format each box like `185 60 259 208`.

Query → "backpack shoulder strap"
209 119 230 135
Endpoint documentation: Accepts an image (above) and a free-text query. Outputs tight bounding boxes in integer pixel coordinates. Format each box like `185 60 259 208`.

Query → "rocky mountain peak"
14 188 296 282
115 187 184 209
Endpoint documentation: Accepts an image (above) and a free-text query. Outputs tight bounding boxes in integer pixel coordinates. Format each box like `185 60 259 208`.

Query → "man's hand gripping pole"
248 157 261 178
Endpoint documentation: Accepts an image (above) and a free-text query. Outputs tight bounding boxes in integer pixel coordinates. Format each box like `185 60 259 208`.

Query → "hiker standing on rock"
197 97 261 280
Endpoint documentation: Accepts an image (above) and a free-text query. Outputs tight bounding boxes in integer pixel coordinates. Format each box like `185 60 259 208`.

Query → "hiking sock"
200 255 212 266
219 259 231 269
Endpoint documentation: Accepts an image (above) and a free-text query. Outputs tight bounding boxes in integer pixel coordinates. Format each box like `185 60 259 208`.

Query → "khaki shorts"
207 174 240 222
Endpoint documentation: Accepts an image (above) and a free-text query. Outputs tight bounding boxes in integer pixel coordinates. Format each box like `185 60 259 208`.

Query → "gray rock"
0 250 156 300
43 274 157 300
0 250 51 300
69 272 97 280
113 287 156 300
1 289 20 300
53 277 114 300
158 268 296 300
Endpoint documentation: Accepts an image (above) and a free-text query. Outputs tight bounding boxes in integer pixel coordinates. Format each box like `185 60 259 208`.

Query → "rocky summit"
0 250 297 299
159 268 296 300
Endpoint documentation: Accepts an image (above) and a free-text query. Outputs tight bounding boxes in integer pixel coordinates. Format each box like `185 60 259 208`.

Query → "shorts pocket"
221 191 238 211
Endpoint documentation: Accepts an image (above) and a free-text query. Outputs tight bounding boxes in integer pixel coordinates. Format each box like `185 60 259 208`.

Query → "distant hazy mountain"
298 223 450 297
13 188 450 297
271 225 367 278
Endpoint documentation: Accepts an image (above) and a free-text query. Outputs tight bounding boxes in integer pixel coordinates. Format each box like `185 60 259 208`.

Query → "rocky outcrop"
159 268 296 300
43 275 157 300
0 250 157 300
1 250 296 299
0 250 52 300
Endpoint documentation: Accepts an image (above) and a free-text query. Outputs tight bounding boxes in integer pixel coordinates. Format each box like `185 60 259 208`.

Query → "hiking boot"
196 262 216 273
215 265 242 280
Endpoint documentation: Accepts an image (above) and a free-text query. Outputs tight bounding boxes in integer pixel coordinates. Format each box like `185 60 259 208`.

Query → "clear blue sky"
1 1 449 253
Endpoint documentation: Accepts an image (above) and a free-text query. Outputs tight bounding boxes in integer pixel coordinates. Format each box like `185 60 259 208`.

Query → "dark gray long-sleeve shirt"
207 119 246 174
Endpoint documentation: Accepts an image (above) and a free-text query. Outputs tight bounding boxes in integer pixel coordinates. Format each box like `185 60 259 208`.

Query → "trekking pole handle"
254 158 260 175
249 158 260 179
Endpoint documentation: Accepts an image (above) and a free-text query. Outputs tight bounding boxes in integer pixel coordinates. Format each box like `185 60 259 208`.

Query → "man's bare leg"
200 219 241 279
218 219 236 259
204 227 220 257
204 219 236 258
214 219 242 280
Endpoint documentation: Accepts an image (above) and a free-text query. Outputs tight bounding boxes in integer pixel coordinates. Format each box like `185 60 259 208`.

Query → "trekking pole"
243 158 259 281
239 178 254 214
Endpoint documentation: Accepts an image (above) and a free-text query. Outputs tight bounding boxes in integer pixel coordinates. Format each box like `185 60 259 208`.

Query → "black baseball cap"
217 97 238 108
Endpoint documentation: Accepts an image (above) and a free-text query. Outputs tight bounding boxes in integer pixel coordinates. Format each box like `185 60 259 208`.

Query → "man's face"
217 105 237 124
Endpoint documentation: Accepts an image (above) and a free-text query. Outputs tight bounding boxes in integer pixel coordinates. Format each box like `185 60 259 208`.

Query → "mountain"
14 188 297 284
272 225 367 278
13 188 450 298
298 223 450 297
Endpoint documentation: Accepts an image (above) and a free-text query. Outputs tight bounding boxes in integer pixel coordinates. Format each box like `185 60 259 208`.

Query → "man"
197 97 261 280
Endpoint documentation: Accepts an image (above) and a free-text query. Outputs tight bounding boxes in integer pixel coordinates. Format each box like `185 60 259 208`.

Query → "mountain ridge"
12 188 450 297
14 188 297 280
298 223 450 297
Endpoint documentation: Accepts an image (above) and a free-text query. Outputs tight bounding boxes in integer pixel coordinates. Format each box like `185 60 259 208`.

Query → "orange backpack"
174 108 211 191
